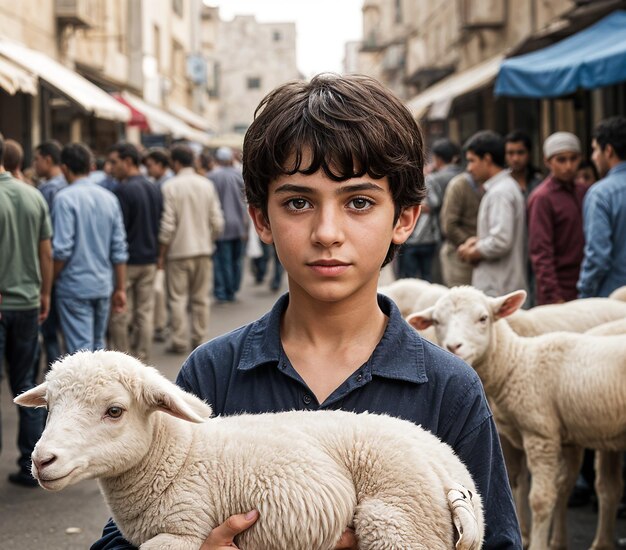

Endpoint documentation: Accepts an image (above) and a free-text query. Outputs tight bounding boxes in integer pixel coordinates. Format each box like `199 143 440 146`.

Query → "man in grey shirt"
458 131 528 297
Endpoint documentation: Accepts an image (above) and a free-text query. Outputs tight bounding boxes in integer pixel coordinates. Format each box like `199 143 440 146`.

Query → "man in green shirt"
0 133 53 487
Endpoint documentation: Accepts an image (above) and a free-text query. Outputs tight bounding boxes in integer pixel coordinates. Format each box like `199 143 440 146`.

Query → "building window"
273 30 282 42
173 0 183 17
247 77 261 90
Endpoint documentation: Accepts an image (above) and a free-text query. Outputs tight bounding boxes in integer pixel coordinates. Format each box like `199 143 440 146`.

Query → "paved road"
1 270 624 549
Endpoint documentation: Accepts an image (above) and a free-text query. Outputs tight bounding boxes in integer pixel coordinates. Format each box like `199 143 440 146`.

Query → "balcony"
55 0 95 29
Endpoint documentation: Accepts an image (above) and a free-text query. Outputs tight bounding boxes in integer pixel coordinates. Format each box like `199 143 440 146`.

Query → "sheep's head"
14 350 212 491
406 287 526 366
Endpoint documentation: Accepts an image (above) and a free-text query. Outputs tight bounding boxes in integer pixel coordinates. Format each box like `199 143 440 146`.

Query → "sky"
207 0 364 77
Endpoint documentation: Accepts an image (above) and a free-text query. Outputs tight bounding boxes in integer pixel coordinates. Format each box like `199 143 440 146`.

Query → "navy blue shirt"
92 294 522 549
113 175 163 265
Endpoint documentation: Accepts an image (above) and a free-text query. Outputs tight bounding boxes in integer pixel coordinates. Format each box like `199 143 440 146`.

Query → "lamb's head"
14 350 212 491
406 287 527 366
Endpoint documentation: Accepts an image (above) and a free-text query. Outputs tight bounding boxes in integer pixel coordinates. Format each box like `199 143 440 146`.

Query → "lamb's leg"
524 436 562 550
591 450 623 550
550 445 583 550
352 498 430 550
139 534 204 550
501 438 530 548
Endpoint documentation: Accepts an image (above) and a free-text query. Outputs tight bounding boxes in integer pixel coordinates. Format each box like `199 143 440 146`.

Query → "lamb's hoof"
447 483 480 550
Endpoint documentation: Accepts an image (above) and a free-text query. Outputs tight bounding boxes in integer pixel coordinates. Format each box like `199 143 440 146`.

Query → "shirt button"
356 374 363 382
303 394 312 405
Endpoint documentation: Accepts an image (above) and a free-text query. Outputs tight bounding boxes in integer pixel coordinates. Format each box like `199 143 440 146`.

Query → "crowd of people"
0 76 624 549
398 116 626 312
0 135 283 487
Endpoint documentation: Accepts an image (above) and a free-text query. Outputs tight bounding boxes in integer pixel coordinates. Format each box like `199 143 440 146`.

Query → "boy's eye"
285 198 311 211
348 197 373 210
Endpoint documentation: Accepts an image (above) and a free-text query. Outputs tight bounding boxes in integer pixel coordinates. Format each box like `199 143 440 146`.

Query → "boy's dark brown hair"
242 73 425 266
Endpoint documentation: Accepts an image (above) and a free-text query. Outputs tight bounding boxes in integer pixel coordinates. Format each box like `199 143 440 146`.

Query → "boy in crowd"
92 75 521 549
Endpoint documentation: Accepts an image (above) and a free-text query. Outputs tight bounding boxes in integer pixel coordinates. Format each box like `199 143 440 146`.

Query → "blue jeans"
0 308 46 473
397 243 437 282
34 291 63 370
213 239 244 301
253 243 284 290
56 296 110 354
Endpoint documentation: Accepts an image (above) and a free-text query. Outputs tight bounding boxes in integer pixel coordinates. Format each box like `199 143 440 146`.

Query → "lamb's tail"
447 483 481 550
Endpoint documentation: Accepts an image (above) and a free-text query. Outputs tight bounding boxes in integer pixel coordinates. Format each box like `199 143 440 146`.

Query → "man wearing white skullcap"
527 132 586 304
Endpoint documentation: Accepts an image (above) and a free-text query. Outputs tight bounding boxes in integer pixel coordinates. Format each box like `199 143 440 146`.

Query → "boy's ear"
391 205 421 245
249 205 273 244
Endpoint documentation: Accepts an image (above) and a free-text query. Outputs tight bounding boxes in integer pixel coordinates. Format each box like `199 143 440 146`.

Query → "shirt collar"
238 293 428 384
608 161 626 177
483 168 511 191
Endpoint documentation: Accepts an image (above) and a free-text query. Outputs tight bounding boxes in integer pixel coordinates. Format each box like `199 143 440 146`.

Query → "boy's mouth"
307 259 351 276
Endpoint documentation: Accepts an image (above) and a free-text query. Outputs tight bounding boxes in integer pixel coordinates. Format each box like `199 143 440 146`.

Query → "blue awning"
495 11 626 98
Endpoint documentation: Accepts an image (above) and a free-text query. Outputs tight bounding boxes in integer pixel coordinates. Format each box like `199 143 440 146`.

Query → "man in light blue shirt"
52 143 128 353
578 117 626 297
34 141 67 210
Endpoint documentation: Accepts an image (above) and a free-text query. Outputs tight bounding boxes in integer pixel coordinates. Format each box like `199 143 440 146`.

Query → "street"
0 270 625 549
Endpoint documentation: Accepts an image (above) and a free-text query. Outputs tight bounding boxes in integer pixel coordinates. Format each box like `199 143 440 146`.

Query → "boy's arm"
453 412 522 549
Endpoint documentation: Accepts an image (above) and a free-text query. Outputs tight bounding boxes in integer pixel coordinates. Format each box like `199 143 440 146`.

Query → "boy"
92 75 521 549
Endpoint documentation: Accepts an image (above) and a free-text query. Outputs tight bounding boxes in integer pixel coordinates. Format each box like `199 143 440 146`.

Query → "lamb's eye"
106 406 124 419
432 319 440 326
479 315 488 323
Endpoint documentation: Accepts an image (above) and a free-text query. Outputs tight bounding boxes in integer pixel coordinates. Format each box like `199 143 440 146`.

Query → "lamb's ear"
141 371 212 423
14 382 48 407
489 290 527 320
406 307 435 331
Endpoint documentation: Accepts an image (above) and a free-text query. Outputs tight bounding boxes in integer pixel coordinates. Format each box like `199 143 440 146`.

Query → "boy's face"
250 164 419 303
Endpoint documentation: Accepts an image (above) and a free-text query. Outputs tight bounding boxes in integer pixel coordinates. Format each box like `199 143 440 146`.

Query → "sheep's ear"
141 372 212 424
406 307 435 331
14 383 48 407
490 290 527 320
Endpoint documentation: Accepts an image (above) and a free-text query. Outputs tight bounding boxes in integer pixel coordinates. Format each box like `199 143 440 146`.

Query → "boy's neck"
280 279 388 403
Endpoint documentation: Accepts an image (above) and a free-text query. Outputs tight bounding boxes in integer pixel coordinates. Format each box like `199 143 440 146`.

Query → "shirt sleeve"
528 194 562 303
89 518 136 550
159 186 176 245
578 190 612 297
51 197 75 261
208 181 225 239
441 179 471 246
442 378 523 549
476 192 517 261
39 195 53 241
110 201 129 265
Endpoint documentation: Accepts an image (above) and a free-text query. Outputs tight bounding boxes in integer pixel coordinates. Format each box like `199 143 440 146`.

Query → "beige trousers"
109 264 157 360
166 256 212 350
153 268 167 332
440 241 473 287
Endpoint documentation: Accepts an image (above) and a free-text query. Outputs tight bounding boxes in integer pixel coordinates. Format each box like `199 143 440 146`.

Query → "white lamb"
586 317 626 337
506 296 626 336
15 350 484 550
407 288 626 550
378 278 449 318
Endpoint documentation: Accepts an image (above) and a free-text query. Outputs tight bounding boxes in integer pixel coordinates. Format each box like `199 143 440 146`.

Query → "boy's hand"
200 510 259 549
334 528 358 549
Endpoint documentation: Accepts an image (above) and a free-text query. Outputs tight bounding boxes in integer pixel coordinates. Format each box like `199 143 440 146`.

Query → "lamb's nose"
446 342 462 354
33 453 57 473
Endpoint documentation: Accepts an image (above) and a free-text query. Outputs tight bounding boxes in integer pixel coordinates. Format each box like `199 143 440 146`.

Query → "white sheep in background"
506 297 626 337
378 278 449 318
407 288 626 550
15 350 483 550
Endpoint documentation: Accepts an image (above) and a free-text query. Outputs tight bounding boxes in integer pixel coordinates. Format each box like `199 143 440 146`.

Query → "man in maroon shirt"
528 132 586 304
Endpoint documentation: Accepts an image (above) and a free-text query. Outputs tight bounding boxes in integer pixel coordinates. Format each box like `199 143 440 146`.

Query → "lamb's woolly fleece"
408 287 626 550
17 351 484 550
378 278 449 317
506 297 626 336
609 285 626 302
586 317 626 336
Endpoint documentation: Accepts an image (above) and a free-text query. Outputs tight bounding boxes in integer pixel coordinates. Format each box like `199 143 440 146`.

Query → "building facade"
214 14 300 135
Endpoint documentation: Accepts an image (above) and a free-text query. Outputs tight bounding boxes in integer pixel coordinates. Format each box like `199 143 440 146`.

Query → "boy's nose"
312 209 344 247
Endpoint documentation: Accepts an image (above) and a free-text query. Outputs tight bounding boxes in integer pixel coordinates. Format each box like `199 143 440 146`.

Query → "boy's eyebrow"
274 182 385 195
